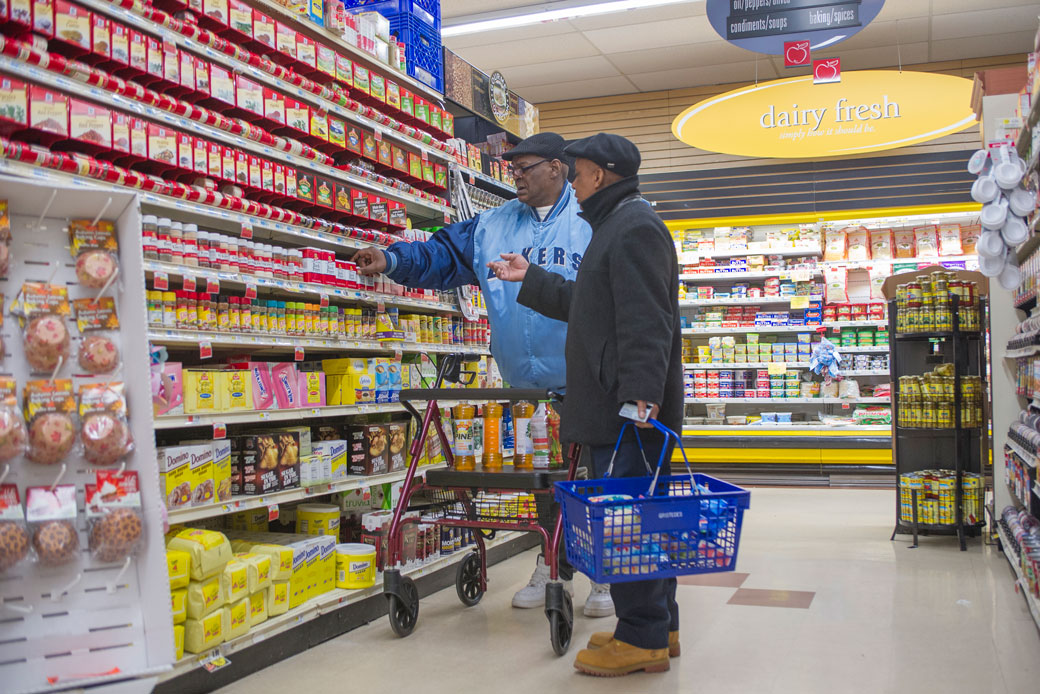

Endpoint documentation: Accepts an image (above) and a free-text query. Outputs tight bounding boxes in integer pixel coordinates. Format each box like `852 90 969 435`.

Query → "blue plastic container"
343 0 440 30
389 14 443 92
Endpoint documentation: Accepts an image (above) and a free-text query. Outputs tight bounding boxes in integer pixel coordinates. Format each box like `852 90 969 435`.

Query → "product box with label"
158 444 197 509
184 369 220 414
230 434 283 496
387 419 409 472
347 422 389 476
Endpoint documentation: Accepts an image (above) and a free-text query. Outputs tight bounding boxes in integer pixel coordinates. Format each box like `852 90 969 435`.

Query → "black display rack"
888 298 989 551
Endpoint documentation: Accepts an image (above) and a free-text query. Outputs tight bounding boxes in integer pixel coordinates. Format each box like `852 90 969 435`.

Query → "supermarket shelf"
679 270 823 281
1005 344 1040 359
996 523 1040 631
147 328 490 355
1006 439 1037 469
678 247 822 262
895 331 983 341
167 463 445 524
838 345 890 353
684 362 810 370
1015 233 1040 265
820 255 978 268
684 397 891 404
824 320 889 329
842 370 891 377
155 402 409 429
143 260 461 313
0 55 449 220
0 158 379 255
681 320 887 336
458 166 516 195
683 424 891 432
679 296 822 307
160 530 521 682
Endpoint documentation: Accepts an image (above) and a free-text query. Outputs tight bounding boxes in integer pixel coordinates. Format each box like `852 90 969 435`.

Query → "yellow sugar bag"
248 590 268 627
184 611 223 654
222 560 249 603
222 597 250 642
186 575 224 620
173 624 185 660
167 528 233 581
235 552 272 593
171 588 187 625
243 543 294 581
267 580 289 617
167 550 191 590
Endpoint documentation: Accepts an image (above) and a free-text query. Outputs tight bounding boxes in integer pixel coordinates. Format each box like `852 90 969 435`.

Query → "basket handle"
604 423 654 478
646 419 698 498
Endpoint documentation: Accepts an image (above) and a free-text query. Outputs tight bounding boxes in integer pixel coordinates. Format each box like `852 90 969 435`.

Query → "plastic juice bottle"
482 402 503 468
452 404 476 470
512 402 535 468
531 403 550 470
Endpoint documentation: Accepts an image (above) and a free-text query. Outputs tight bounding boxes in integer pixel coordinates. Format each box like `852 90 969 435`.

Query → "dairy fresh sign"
672 71 977 159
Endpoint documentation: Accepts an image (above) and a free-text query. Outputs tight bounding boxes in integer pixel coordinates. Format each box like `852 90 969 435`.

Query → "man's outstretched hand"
487 253 530 282
354 248 387 276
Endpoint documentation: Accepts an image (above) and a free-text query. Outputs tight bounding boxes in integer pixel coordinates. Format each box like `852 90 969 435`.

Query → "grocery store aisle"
214 489 1040 694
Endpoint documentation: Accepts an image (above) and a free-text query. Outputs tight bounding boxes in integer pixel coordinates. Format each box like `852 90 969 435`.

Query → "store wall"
539 54 1026 177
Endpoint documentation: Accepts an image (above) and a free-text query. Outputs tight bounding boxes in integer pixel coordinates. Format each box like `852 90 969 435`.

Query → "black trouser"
586 427 679 650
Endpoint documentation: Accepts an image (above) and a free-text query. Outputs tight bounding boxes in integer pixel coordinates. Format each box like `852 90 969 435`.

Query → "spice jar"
157 217 173 263
182 224 198 267
142 215 159 260
162 291 177 328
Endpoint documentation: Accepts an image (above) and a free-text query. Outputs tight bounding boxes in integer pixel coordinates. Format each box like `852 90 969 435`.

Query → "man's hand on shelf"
354 248 387 276
488 253 530 282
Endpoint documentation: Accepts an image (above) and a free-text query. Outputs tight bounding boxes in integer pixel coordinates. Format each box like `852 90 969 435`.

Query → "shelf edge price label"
200 652 230 673
245 283 258 300
373 128 383 141
443 213 451 224
294 346 305 362
206 278 220 294
267 504 279 522
183 276 197 292
213 422 227 440
841 402 851 410
200 341 213 360
153 271 169 291
241 220 253 239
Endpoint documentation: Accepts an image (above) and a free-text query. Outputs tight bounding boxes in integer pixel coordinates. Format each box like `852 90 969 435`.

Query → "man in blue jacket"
352 132 612 617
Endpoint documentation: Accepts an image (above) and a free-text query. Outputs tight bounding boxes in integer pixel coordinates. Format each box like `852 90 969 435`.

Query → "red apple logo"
784 40 811 68
813 58 841 84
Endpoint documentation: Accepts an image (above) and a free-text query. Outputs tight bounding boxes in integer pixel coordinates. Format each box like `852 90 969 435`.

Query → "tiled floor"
215 488 1040 694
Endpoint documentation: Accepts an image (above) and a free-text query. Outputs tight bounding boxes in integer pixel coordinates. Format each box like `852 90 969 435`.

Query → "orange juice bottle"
482 402 503 468
452 404 476 470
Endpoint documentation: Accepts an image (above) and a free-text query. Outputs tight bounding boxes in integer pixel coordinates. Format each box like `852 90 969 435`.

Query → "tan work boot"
587 630 680 657
573 639 670 676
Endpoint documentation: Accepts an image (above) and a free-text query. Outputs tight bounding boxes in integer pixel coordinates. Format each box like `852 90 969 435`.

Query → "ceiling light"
442 0 700 37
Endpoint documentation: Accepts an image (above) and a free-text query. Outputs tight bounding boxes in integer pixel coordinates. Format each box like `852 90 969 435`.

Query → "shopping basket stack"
555 421 751 583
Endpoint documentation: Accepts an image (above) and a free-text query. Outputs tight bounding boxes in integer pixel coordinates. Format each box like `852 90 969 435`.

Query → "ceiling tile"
627 60 778 93
500 55 621 88
449 32 602 71
931 6 1040 41
516 75 639 103
606 40 760 74
875 0 931 21
444 21 577 49
828 17 931 51
567 2 706 31
582 16 716 53
827 42 931 71
442 0 533 20
929 32 1037 62
933 0 1040 14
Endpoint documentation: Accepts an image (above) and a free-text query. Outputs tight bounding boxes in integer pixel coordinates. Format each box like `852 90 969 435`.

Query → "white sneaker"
583 582 615 617
511 555 573 608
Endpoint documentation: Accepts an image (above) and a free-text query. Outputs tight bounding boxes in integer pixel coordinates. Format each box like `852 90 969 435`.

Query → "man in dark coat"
488 132 683 676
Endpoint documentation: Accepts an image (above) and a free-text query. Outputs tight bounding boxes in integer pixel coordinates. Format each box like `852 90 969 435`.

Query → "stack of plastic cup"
969 146 1038 289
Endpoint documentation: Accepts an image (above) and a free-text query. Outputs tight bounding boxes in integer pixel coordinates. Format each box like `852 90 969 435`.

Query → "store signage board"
443 49 538 139
706 0 887 55
672 71 977 159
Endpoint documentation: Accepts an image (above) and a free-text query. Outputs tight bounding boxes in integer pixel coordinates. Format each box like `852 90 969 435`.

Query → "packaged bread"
171 588 187 625
185 574 224 619
167 549 191 589
869 229 893 260
845 227 870 261
267 579 290 616
893 230 915 258
248 589 268 627
183 611 223 654
167 528 232 581
174 623 185 660
222 597 250 641
234 552 272 593
221 559 249 603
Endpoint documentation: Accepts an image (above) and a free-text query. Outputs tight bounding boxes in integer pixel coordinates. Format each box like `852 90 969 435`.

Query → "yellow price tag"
767 362 787 375
790 296 810 309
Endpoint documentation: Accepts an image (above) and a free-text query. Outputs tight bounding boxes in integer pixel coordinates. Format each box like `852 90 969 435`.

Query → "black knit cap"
565 133 641 178
501 132 567 163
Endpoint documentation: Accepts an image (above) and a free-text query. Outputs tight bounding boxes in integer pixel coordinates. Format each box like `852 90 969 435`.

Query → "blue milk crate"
343 0 440 29
555 422 751 584
389 14 443 92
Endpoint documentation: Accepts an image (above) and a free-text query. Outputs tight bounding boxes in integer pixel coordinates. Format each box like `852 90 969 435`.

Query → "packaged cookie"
26 484 79 567
78 382 132 467
68 219 119 291
85 470 143 563
0 484 30 573
23 379 76 465
74 297 120 375
13 282 71 374
0 379 27 462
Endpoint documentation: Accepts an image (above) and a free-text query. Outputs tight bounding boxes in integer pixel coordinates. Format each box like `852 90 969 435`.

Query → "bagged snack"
78 382 132 466
69 219 119 290
26 485 79 567
0 379 27 462
0 484 30 572
914 225 939 258
14 283 71 373
85 470 143 563
23 379 76 464
845 227 870 261
824 229 846 262
893 230 915 259
938 224 963 256
870 229 893 260
961 224 982 254
74 298 121 374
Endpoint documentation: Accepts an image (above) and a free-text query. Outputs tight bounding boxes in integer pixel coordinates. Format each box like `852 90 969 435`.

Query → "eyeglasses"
509 159 549 178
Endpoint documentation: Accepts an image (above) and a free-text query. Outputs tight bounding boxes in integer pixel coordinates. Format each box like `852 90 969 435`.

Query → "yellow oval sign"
672 71 978 159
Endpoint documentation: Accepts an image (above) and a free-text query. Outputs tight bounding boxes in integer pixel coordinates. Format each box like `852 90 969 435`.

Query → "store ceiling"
442 0 1040 104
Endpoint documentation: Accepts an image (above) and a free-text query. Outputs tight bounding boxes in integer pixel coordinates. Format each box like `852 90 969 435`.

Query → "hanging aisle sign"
671 71 978 159
706 0 887 55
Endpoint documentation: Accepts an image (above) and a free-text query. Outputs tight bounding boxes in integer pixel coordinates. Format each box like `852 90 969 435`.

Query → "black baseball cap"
565 133 641 178
501 132 568 163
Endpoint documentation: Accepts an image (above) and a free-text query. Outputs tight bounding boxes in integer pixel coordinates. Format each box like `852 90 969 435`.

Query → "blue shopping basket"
555 420 750 584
